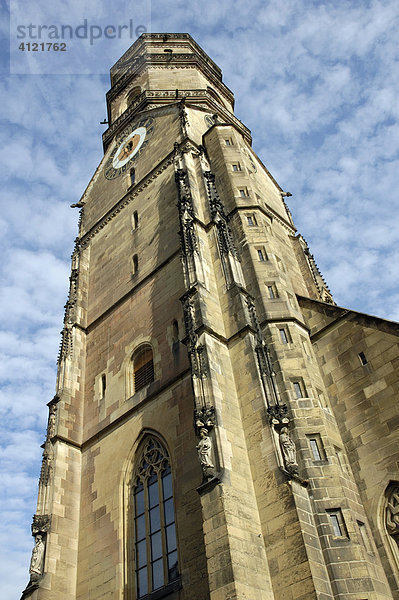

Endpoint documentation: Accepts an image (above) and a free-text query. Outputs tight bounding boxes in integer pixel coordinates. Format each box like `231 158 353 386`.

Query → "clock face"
104 116 155 180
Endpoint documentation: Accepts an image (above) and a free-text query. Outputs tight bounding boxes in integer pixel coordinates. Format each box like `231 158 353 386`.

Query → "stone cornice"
107 52 231 107
228 203 296 234
112 34 222 76
103 89 245 150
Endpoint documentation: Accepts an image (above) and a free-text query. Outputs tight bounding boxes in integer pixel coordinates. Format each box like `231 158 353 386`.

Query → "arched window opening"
127 86 142 105
386 484 399 549
133 345 154 392
133 437 179 598
133 211 139 230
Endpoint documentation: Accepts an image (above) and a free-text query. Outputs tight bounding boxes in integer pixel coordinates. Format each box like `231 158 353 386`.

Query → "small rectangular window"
358 352 368 365
293 381 305 398
329 513 343 537
225 138 232 146
257 247 267 262
232 163 241 172
267 285 276 299
279 328 289 344
310 439 321 460
327 509 348 538
306 434 325 461
247 214 257 226
239 187 249 197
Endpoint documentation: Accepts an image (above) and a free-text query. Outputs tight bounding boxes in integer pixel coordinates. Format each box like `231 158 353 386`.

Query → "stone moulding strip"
79 154 175 249
107 50 229 105
81 367 192 450
180 312 309 352
52 434 82 450
228 204 296 234
111 35 223 86
46 369 192 452
308 310 352 342
103 90 250 150
86 248 181 332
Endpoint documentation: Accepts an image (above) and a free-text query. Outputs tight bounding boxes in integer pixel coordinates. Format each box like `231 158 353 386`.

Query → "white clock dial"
112 127 146 169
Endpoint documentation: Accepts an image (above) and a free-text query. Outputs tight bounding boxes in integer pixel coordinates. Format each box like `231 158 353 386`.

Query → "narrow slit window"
101 374 106 398
232 163 241 172
133 254 138 274
225 138 232 146
130 168 136 186
239 188 249 197
358 352 368 365
133 211 139 230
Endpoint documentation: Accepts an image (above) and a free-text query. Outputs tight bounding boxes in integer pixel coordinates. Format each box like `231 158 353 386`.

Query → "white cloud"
2 0 399 597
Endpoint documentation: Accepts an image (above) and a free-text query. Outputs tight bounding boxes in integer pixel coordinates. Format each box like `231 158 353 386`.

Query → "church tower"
22 33 399 600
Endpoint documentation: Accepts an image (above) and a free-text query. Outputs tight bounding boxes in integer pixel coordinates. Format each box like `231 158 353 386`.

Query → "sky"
1 0 399 597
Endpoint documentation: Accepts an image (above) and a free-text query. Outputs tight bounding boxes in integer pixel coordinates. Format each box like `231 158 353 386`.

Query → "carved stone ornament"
202 170 240 261
178 98 189 137
267 403 289 427
46 398 58 440
39 442 53 486
58 264 79 363
194 406 216 481
29 535 45 582
194 406 215 435
279 426 299 476
175 169 199 257
24 514 50 585
245 294 280 406
386 486 399 537
31 514 51 536
181 290 207 379
196 429 215 472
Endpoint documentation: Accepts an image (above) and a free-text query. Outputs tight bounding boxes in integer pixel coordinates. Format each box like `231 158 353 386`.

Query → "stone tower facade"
21 33 399 600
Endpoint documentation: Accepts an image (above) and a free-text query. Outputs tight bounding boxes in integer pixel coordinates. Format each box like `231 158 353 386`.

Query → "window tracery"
132 437 179 598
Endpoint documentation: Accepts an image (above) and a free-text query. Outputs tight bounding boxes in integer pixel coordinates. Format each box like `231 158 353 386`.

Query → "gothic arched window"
132 437 179 598
133 345 154 392
386 483 399 549
127 86 142 105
